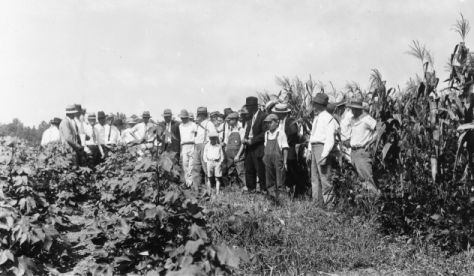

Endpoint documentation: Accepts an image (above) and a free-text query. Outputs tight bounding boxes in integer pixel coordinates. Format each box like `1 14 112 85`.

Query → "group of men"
41 93 380 206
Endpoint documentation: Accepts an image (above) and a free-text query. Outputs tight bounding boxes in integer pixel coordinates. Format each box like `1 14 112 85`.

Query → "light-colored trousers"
351 148 379 193
181 144 194 186
311 144 335 206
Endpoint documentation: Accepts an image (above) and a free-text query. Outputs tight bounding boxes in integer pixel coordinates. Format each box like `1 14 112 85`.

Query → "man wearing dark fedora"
345 100 381 197
307 93 339 207
272 103 301 196
160 109 181 156
243 96 267 193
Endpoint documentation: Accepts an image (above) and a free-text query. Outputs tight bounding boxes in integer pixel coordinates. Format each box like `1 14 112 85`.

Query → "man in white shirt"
41 118 61 146
84 113 96 146
178 109 197 187
346 100 380 196
131 111 156 145
59 105 86 165
307 93 339 207
191 107 217 191
104 114 121 145
339 106 354 163
121 117 139 145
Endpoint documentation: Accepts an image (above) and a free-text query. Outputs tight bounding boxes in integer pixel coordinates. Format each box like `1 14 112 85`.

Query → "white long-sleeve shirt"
340 108 353 141
131 122 155 142
350 113 377 147
84 122 95 145
308 110 338 159
194 119 216 144
41 126 61 146
94 124 121 145
179 122 197 145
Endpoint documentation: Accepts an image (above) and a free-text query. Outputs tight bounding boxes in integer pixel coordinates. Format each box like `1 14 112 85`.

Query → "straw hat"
178 109 189 118
272 103 291 113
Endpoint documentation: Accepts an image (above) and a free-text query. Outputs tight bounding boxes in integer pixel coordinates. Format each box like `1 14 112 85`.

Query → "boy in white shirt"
203 131 224 196
263 114 289 204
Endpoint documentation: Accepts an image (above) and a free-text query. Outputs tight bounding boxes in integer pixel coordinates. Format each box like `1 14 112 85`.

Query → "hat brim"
272 108 291 113
347 104 364 109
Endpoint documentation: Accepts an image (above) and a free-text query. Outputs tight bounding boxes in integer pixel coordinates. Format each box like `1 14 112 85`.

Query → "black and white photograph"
1 0 474 275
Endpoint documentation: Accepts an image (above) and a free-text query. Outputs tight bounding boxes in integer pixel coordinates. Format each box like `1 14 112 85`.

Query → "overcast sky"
0 0 473 126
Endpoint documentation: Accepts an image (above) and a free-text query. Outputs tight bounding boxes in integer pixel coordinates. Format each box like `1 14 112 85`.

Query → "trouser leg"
245 150 257 191
191 144 205 191
351 149 379 193
311 145 324 205
256 152 266 191
236 159 246 188
320 155 335 205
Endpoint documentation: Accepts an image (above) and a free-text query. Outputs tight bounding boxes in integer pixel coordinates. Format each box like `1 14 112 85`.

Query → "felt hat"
51 117 61 125
327 102 336 114
66 105 77 114
97 111 106 119
210 111 219 118
239 106 249 115
208 130 219 138
223 108 233 117
264 114 279 122
197 107 208 115
142 111 151 118
74 104 82 113
245 96 259 107
347 100 365 109
226 112 239 120
272 103 291 113
178 109 189 118
312 93 329 106
163 109 172 117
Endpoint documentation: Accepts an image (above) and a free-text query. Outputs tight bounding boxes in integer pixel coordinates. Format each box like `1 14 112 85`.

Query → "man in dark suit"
160 109 181 158
272 103 301 196
243 96 267 193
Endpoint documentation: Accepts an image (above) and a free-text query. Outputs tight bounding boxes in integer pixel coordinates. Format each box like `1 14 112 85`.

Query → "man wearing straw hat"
272 103 300 196
160 109 181 155
41 117 61 146
192 106 217 190
179 109 197 187
59 105 86 165
346 100 381 197
307 93 339 207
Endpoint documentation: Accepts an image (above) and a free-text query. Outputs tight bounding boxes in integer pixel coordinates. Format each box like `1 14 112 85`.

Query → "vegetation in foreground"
206 188 474 275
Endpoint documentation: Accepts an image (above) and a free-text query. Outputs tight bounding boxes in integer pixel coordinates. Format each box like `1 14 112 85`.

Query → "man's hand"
234 156 240 162
85 135 91 141
305 148 312 162
283 161 288 171
343 140 351 148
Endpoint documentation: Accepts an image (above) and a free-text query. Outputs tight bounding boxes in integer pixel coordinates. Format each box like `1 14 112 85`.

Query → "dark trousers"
264 154 284 200
283 159 298 189
245 147 266 191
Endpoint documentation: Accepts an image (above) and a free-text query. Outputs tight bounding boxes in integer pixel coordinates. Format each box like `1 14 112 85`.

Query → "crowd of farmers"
40 93 380 207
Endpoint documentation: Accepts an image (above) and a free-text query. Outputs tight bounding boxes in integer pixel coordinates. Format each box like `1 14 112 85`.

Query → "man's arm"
249 114 267 145
320 117 336 162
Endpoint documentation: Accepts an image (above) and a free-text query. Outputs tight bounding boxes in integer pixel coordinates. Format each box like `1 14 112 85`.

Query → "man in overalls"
263 114 289 204
224 112 246 189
